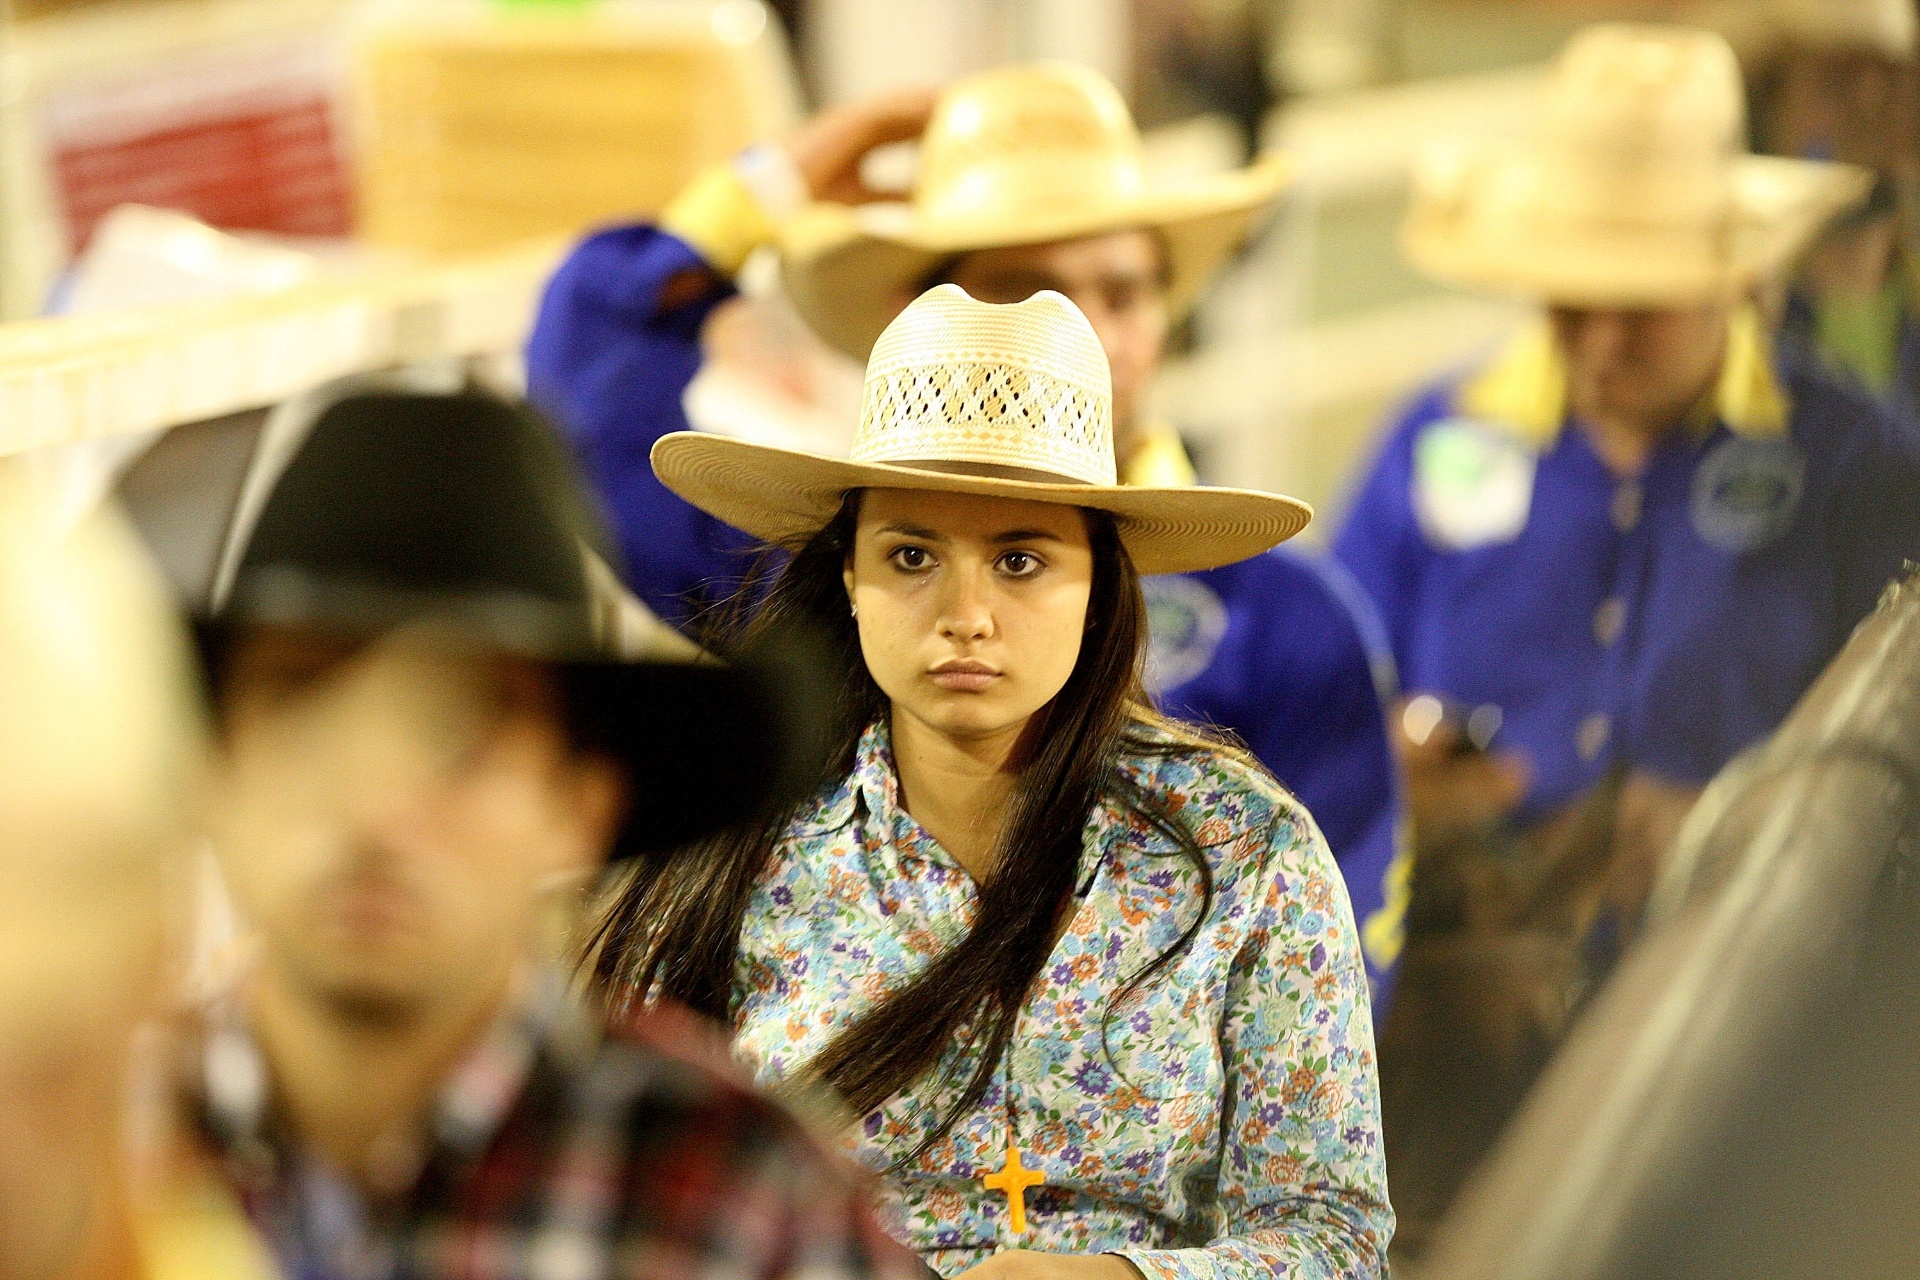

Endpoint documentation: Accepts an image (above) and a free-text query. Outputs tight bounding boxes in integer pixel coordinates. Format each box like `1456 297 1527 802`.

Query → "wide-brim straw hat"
1403 23 1873 306
653 284 1309 575
780 61 1291 361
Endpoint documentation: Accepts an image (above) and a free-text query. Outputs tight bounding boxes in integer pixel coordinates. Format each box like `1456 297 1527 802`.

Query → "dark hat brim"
192 617 836 861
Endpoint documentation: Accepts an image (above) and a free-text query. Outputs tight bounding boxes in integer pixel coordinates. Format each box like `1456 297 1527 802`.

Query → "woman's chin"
901 695 1035 744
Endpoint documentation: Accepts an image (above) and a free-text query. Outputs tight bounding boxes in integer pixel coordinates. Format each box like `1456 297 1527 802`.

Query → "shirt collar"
1121 426 1198 488
1456 303 1791 449
850 718 902 828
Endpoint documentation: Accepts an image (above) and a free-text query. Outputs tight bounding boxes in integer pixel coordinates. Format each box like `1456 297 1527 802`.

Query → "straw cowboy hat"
1403 23 1873 306
779 61 1291 361
652 284 1309 574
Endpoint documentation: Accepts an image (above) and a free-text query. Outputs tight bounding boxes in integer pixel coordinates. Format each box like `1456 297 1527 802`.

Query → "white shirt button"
1593 596 1626 646
1611 482 1643 532
1577 711 1612 762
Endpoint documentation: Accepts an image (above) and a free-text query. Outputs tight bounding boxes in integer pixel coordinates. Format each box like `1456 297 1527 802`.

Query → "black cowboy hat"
177 387 830 859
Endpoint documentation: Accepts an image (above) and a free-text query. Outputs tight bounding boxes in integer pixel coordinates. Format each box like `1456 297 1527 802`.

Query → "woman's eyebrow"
991 529 1066 545
875 522 945 541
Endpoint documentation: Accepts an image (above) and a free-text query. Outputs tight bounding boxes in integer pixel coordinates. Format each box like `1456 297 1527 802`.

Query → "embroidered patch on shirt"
1142 575 1230 695
1412 417 1538 551
1690 435 1807 553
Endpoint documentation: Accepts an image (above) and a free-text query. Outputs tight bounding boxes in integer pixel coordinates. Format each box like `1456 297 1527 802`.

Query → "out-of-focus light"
711 0 766 47
1402 693 1445 747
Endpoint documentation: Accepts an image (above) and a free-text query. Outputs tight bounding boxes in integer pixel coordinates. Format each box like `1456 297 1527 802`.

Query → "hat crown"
854 284 1115 486
1534 25 1746 226
912 63 1147 231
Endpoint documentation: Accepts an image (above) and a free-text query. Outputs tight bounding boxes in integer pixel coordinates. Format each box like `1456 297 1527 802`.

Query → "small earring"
850 601 859 618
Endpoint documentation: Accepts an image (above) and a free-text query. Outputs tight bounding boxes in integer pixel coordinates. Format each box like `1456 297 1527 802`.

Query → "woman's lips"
929 662 1000 693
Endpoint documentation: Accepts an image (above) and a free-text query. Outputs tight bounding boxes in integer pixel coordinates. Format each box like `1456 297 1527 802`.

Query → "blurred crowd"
4 3 1920 1280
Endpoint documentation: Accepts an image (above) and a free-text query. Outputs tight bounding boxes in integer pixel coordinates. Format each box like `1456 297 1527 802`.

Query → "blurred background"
9 0 1902 524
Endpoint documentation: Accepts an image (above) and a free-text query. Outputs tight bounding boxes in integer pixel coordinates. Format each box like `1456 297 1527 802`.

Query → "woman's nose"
936 570 995 641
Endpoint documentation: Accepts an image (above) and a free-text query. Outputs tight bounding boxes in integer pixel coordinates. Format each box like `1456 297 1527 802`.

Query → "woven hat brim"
652 431 1310 576
780 155 1291 361
1404 147 1873 305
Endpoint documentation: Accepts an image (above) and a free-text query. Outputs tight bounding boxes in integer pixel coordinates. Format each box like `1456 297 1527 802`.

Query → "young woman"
592 285 1392 1279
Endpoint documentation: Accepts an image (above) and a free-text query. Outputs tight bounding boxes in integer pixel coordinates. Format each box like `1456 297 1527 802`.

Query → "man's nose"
1573 311 1633 364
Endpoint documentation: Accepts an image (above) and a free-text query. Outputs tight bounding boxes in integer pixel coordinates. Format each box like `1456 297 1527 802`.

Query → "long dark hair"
589 491 1225 1158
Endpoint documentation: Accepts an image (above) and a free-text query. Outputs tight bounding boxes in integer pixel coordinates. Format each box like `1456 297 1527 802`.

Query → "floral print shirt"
731 721 1393 1279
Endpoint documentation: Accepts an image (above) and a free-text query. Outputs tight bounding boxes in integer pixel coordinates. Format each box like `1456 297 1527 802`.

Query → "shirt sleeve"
524 167 773 628
1116 809 1393 1280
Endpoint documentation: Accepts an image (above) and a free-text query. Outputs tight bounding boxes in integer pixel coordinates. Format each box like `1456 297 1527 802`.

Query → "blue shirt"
1334 338 1920 826
527 225 760 627
526 221 1408 1001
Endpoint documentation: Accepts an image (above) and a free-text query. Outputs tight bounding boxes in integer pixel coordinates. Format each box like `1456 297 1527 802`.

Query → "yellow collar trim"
1456 304 1790 448
1122 426 1198 488
138 1177 279 1280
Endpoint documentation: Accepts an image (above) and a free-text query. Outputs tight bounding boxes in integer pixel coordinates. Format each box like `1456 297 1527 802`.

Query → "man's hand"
1393 695 1531 849
953 1251 1144 1280
786 86 939 205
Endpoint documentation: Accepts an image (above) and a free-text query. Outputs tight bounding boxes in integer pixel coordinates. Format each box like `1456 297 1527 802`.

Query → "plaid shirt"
192 976 927 1280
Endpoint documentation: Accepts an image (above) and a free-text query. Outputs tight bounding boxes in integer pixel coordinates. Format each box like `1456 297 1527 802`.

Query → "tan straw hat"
651 284 1310 574
780 61 1291 360
1403 23 1873 306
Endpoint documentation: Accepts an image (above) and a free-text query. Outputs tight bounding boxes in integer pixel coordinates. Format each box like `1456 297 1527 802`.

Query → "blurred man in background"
186 388 919 1280
1333 22 1920 1249
1752 0 1920 406
529 60 1412 1001
0 477 273 1280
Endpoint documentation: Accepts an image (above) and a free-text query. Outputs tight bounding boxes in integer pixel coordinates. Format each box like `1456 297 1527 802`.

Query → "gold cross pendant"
980 1138 1045 1236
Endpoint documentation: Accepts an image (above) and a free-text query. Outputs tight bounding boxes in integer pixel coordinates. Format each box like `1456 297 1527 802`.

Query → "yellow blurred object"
0 474 212 1280
660 162 780 278
140 1175 280 1280
1120 426 1199 489
354 0 801 255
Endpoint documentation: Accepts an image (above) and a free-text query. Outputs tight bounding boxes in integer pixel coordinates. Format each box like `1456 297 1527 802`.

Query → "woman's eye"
888 546 933 571
997 551 1043 578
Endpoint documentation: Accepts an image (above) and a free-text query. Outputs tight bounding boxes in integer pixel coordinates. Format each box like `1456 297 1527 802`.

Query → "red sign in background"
41 42 354 254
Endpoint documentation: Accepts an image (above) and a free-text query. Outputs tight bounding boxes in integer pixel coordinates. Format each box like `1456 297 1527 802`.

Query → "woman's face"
844 489 1095 745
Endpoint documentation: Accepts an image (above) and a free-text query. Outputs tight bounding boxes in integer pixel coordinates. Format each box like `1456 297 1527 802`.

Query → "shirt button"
1611 482 1643 532
1593 596 1626 646
1577 712 1612 762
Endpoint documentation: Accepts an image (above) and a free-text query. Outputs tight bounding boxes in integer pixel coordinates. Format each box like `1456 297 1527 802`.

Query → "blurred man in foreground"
0 477 274 1280
529 61 1412 1001
1333 22 1920 1248
185 388 919 1280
